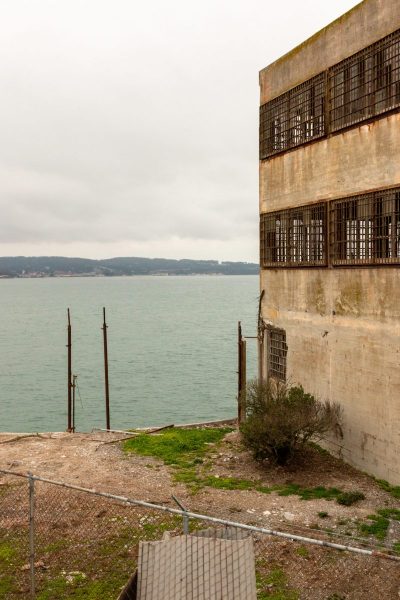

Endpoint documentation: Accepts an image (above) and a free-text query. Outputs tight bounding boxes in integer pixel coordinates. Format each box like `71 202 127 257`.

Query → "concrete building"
258 0 400 484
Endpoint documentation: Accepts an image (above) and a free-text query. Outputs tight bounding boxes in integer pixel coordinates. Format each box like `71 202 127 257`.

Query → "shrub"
240 380 342 466
336 491 365 506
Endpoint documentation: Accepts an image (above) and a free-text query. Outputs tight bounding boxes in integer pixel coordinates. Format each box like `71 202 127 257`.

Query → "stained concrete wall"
260 114 400 213
260 0 400 104
259 0 400 484
260 268 400 484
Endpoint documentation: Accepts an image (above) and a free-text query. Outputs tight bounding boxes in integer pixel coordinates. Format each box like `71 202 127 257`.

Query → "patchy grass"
295 546 309 558
124 428 232 468
277 484 342 501
0 576 13 597
0 541 16 562
124 428 368 509
36 573 127 600
0 529 28 598
375 479 400 499
359 508 400 541
318 511 329 519
256 563 299 600
173 470 360 504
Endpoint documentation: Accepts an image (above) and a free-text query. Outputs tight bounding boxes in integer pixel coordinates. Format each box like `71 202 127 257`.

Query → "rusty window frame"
330 189 400 265
267 327 287 382
260 203 327 267
329 29 400 132
260 29 400 160
259 74 325 159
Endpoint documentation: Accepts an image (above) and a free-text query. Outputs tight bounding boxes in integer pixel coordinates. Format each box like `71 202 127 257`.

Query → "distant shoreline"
0 272 259 280
0 255 259 278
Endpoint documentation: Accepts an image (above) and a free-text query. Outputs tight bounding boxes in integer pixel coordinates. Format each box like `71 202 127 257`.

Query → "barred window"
329 29 400 132
260 74 325 159
260 203 327 267
330 189 400 265
260 29 400 160
267 327 287 382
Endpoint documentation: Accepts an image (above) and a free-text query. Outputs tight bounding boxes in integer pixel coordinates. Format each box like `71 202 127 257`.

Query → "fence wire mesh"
0 471 399 600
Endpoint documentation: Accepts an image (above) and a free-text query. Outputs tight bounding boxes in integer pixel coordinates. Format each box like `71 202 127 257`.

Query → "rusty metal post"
238 321 242 418
67 309 72 433
237 322 247 425
28 472 35 599
239 340 247 425
258 290 265 381
72 375 77 433
102 307 110 431
172 495 189 535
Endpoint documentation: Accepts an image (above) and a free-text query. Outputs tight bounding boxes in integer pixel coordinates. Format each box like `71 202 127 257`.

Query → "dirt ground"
0 428 399 599
0 428 397 531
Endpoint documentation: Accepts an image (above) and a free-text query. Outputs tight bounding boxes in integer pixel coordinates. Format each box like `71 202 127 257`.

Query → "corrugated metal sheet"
136 534 257 600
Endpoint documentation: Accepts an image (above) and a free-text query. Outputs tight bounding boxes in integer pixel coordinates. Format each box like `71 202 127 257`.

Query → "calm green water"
0 276 258 432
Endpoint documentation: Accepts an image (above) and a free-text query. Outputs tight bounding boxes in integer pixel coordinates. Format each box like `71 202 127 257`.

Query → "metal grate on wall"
260 203 327 267
259 74 325 159
329 29 400 132
267 327 287 382
260 28 400 158
330 188 400 265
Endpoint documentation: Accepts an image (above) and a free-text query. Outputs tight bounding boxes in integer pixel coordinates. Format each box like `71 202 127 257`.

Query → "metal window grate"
260 203 327 267
330 188 400 265
260 74 325 159
260 29 400 159
329 29 400 132
268 327 287 382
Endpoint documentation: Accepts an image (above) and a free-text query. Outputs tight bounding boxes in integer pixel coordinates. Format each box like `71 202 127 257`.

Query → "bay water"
0 276 258 432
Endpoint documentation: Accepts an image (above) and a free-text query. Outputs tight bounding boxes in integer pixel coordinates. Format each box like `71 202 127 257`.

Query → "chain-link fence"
0 469 399 599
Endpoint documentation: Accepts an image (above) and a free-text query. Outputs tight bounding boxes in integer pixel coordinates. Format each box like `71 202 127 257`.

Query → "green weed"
0 541 16 562
375 479 400 499
124 428 232 468
359 508 400 541
257 566 299 600
295 546 309 558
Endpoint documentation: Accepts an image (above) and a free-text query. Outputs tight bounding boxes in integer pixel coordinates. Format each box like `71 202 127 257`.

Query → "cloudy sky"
1 0 359 262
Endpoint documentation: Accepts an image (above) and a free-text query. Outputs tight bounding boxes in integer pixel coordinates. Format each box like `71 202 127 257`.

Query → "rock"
284 512 295 521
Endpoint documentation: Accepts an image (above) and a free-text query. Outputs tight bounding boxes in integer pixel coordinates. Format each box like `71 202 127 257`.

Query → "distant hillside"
0 256 259 278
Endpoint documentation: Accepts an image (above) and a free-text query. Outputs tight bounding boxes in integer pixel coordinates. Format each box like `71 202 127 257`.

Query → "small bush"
240 380 342 465
336 491 365 506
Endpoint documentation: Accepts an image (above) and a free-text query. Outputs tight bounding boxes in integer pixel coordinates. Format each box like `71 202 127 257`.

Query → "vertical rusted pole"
102 307 110 430
241 340 247 423
72 375 77 433
238 322 247 425
258 290 265 381
28 473 35 599
238 321 242 409
67 309 72 433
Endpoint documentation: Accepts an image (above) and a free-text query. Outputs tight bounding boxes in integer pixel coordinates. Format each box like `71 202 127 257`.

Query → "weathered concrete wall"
260 113 400 213
259 0 400 484
260 0 400 103
260 268 400 484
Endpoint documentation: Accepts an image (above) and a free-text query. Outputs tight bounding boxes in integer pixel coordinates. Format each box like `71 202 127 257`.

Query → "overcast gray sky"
1 0 360 262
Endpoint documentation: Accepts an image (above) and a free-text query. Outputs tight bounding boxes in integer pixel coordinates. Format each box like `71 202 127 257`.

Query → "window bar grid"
260 28 400 159
260 73 325 159
329 29 400 132
260 203 327 267
330 189 400 265
268 328 287 382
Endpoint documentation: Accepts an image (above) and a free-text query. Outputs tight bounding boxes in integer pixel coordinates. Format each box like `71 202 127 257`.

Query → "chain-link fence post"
28 473 36 599
172 495 189 534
